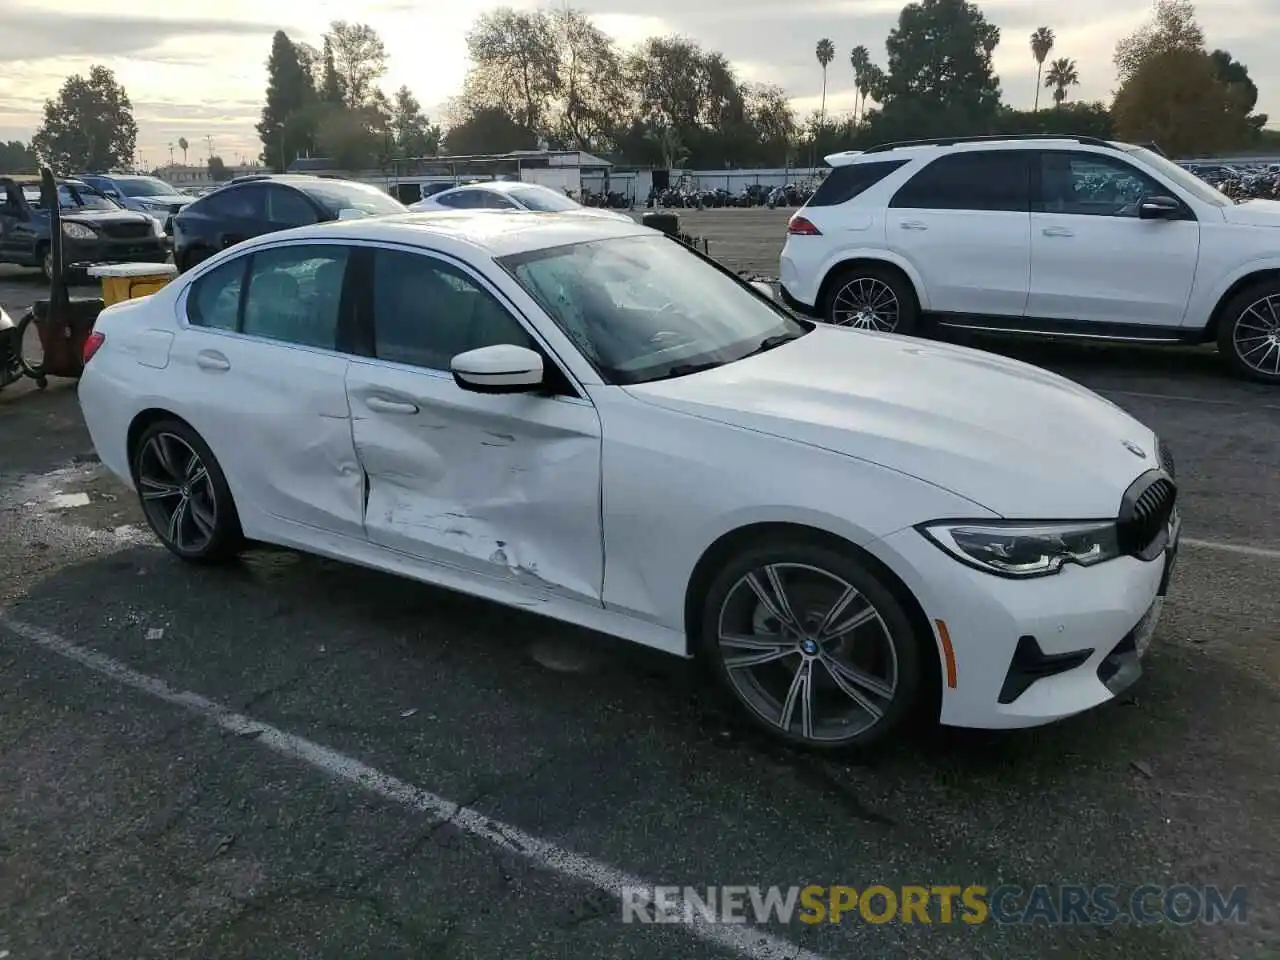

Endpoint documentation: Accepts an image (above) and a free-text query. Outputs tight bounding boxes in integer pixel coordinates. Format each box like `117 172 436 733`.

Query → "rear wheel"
698 539 924 751
821 264 919 335
130 420 244 563
1218 280 1280 384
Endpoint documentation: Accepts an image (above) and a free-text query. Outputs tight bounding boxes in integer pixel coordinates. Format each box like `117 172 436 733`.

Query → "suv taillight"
83 331 105 364
787 215 821 236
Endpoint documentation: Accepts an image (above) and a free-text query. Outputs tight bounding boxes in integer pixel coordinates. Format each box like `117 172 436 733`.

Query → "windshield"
118 176 178 198
509 186 581 212
498 233 808 385
1125 146 1233 207
304 180 407 218
22 183 119 211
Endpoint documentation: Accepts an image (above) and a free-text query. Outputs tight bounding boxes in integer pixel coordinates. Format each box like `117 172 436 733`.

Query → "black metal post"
39 166 68 317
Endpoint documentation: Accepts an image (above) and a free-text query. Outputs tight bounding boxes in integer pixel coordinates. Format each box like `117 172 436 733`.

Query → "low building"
155 161 268 187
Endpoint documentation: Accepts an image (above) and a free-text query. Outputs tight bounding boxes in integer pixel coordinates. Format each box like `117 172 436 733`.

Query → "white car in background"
77 210 1179 751
779 134 1280 384
409 180 633 223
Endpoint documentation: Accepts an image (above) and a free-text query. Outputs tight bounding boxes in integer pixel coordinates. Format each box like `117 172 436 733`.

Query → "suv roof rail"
861 134 1115 154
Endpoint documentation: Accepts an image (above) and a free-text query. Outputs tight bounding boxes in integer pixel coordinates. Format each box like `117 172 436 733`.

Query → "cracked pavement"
2 222 1280 959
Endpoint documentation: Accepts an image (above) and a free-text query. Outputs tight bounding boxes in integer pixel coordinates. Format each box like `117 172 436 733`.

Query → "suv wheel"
822 265 919 335
1218 280 1280 384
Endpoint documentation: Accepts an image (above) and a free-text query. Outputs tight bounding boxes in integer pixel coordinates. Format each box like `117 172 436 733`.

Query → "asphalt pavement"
2 250 1279 960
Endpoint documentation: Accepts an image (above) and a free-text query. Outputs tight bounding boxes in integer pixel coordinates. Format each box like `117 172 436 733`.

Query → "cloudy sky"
2 0 1277 167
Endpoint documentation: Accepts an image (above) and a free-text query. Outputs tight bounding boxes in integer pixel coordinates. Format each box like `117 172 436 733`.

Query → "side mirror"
1139 195 1181 220
451 344 544 394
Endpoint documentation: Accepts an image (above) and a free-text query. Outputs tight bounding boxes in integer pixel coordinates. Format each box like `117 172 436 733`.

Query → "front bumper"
876 510 1179 730
64 235 169 270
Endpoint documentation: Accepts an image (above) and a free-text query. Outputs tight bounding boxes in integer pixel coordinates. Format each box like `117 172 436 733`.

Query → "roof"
232 209 649 259
825 136 1133 166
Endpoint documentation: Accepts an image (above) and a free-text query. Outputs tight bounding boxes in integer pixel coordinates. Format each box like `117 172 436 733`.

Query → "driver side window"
1036 151 1171 219
370 248 537 371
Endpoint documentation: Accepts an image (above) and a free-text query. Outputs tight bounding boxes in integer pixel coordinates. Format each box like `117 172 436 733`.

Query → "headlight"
917 520 1121 578
151 216 166 236
62 222 96 240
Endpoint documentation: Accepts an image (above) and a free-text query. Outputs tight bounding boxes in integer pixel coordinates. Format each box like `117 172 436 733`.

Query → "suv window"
242 245 349 348
890 151 1031 212
1036 151 1170 218
266 186 318 226
370 248 536 371
201 184 266 220
808 160 910 207
187 257 246 331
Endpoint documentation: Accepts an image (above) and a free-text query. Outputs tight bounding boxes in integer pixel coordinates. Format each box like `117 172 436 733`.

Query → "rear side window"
890 151 1031 212
187 257 246 331
808 160 910 207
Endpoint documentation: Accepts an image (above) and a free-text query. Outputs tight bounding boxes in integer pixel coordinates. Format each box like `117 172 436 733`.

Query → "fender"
816 247 932 312
1195 255 1280 327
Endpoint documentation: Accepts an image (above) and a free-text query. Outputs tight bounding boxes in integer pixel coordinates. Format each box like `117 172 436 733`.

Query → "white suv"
778 135 1280 384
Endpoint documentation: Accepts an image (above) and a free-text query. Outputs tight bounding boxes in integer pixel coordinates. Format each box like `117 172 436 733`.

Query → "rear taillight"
83 331 105 364
787 215 822 236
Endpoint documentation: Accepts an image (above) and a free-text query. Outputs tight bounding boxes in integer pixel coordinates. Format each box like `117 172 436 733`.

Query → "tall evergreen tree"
257 31 317 171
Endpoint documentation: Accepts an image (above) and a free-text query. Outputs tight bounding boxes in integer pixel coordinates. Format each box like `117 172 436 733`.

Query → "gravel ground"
1 210 1278 960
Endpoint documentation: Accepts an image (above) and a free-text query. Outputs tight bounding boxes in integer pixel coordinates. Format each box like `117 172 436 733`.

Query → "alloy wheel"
136 432 218 553
716 562 900 743
1232 294 1280 378
831 277 900 331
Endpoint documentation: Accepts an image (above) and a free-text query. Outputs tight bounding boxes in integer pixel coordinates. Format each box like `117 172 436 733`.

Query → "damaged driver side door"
345 244 604 606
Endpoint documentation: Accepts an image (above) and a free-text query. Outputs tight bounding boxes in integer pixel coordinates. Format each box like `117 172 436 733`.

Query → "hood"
58 208 153 225
1221 198 1280 227
624 326 1160 519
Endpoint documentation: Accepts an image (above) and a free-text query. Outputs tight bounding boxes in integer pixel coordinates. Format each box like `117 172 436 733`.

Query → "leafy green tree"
1114 0 1204 84
325 21 387 109
390 86 441 157
873 0 1002 137
0 140 38 173
1045 57 1079 106
31 65 137 172
1112 47 1251 157
257 30 317 171
1030 27 1054 110
815 38 835 130
1210 49 1267 131
849 45 871 125
441 105 536 155
319 37 344 105
207 156 230 181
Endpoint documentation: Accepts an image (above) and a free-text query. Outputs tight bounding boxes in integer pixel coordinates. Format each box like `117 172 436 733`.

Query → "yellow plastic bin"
86 262 179 307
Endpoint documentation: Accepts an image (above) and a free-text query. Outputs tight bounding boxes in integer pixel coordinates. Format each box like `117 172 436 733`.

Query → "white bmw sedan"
77 210 1180 750
408 180 634 223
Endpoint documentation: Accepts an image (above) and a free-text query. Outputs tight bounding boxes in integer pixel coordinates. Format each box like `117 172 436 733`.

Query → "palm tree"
177 137 189 165
815 39 835 129
849 45 871 125
1045 57 1080 107
1030 27 1055 111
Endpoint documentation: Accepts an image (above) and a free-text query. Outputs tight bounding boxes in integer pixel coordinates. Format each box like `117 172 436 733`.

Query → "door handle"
1041 226 1074 237
366 396 419 415
196 350 230 371
899 220 929 231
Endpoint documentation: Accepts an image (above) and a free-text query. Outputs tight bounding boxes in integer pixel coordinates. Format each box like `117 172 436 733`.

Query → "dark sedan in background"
170 175 408 272
0 176 169 281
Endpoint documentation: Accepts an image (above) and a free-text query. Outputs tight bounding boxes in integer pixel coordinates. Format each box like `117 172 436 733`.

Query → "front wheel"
1218 281 1280 384
131 420 244 563
698 539 924 751
822 265 919 335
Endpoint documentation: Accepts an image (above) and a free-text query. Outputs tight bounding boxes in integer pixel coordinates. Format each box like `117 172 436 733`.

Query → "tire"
697 538 924 751
1217 280 1280 384
13 309 44 380
130 419 244 564
821 264 920 335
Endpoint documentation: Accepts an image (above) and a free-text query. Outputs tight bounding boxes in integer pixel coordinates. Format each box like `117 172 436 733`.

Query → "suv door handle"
196 350 230 371
1041 226 1074 237
366 396 419 415
899 220 929 231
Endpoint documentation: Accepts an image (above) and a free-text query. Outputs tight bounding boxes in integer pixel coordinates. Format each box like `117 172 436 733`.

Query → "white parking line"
1182 537 1280 561
0 611 833 960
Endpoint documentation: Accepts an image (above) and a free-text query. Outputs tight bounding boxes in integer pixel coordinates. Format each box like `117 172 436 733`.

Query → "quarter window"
370 249 536 371
242 245 349 349
1036 151 1172 218
186 257 246 331
808 160 910 207
890 151 1031 212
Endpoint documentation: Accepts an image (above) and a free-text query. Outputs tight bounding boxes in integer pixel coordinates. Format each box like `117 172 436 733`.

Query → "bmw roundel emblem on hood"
1122 440 1147 458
